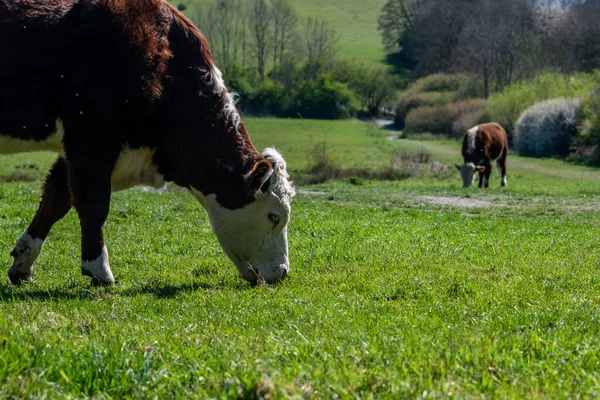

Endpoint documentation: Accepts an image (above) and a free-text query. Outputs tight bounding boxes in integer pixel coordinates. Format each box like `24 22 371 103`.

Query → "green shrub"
403 105 450 135
395 91 456 129
290 75 362 119
452 106 490 138
515 98 581 158
395 73 483 129
487 72 597 134
331 61 398 116
574 88 600 162
404 98 487 137
254 79 290 115
409 73 472 93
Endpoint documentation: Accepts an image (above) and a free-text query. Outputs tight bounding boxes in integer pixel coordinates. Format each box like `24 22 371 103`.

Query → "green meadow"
1 117 600 398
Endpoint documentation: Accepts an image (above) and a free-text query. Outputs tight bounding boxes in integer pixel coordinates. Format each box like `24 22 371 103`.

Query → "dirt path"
418 196 505 208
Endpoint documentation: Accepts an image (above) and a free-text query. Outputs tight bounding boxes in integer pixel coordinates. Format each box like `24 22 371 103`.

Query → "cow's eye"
268 213 280 226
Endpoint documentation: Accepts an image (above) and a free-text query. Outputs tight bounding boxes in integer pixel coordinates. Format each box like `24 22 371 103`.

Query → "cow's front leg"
483 161 492 188
68 155 117 286
9 156 72 284
477 171 485 188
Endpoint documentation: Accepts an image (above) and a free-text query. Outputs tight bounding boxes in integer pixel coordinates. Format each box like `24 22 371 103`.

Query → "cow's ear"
455 164 462 171
246 159 273 197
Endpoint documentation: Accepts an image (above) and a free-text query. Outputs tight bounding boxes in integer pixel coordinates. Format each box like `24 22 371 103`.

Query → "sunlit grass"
1 118 600 398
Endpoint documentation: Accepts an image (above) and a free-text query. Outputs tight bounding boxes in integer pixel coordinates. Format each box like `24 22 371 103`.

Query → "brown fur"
461 123 508 188
2 0 272 284
105 0 173 99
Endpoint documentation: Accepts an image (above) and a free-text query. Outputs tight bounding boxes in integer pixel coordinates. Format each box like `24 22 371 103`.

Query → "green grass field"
177 0 387 67
1 118 600 398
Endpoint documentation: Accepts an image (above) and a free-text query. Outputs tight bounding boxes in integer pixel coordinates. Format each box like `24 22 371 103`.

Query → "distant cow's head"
455 163 485 188
194 149 295 284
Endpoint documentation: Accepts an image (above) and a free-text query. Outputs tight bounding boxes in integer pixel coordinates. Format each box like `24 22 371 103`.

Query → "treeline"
379 0 600 98
180 0 397 118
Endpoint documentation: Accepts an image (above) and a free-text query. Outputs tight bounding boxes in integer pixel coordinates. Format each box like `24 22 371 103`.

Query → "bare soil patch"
418 196 505 208
298 190 328 195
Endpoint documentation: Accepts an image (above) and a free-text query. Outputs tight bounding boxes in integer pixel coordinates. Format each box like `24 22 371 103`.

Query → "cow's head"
193 149 295 284
455 163 485 188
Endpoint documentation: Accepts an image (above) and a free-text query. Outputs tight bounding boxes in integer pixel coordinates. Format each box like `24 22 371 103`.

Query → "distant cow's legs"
483 160 492 188
8 156 72 284
477 170 485 188
67 149 119 286
497 152 508 187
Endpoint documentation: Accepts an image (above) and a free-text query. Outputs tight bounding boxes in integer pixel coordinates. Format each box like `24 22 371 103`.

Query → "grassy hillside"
175 0 387 67
2 118 600 397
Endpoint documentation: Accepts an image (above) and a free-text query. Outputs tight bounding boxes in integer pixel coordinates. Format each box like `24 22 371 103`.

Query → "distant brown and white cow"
455 123 508 188
0 0 295 286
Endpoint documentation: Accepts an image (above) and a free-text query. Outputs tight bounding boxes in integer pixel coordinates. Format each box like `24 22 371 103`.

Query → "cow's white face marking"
192 149 295 284
194 191 291 283
466 126 478 155
111 147 165 192
82 245 115 284
456 162 484 188
0 120 65 154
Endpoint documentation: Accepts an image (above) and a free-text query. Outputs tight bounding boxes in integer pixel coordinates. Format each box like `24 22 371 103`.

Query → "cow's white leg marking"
8 232 44 283
82 245 115 284
502 175 507 187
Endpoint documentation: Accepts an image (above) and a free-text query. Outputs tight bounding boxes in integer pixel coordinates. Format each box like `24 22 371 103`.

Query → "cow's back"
0 0 173 147
478 123 508 160
462 123 508 163
0 1 75 140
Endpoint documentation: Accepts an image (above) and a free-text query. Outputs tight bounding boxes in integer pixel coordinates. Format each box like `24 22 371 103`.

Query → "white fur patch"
111 147 165 192
262 148 295 202
9 232 44 276
82 245 115 284
466 126 478 154
206 64 241 131
0 120 64 155
502 176 507 186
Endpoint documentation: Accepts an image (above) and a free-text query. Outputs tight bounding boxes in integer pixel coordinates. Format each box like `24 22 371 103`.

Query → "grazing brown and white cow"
455 123 508 188
0 0 295 285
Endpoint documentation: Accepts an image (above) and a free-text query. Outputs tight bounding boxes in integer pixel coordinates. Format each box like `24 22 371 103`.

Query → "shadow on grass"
0 279 252 303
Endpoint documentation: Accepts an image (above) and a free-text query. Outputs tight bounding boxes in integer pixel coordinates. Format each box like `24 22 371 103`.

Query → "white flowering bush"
515 98 581 157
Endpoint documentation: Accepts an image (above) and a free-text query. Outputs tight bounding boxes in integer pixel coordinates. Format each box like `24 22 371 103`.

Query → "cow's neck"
159 115 260 210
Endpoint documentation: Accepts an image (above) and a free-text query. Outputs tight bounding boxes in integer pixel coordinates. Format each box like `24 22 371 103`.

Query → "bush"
404 98 487 137
487 72 597 135
395 73 483 129
235 74 361 119
452 106 490 138
331 61 398 116
300 142 450 184
514 98 581 158
395 91 456 129
409 73 476 94
290 75 362 119
572 88 600 163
